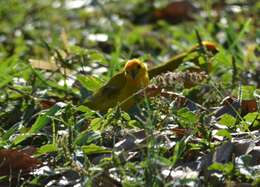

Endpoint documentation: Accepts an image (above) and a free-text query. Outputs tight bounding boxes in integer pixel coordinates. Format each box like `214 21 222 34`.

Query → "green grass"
0 0 259 186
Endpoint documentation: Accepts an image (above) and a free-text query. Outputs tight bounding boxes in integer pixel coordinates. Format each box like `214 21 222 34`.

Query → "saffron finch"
85 41 218 112
85 59 149 112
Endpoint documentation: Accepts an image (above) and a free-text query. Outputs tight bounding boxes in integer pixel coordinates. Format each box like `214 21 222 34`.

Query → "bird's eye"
137 64 141 69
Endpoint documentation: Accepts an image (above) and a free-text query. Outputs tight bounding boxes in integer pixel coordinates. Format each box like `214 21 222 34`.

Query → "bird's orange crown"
124 59 148 83
124 59 142 70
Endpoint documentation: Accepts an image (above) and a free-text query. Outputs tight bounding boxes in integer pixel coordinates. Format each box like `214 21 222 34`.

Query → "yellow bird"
84 59 149 112
84 41 218 112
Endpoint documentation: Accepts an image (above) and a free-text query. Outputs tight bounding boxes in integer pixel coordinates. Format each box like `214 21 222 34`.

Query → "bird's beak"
130 69 138 79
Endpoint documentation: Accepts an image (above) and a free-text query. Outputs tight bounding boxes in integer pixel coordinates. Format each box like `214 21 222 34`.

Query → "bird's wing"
84 71 126 111
98 71 126 98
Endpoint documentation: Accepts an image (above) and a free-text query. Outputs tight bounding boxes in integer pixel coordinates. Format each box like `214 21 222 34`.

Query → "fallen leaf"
171 128 188 138
241 99 257 115
29 59 73 74
0 149 41 176
154 1 197 24
29 59 59 71
39 99 57 109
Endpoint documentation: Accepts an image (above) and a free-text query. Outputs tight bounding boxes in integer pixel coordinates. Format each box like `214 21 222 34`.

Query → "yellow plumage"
84 59 149 112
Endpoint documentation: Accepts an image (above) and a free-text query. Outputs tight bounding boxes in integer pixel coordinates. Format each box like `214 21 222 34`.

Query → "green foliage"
241 85 256 100
74 130 101 146
0 0 259 186
216 129 232 140
208 162 235 176
13 104 62 145
219 114 237 128
176 108 198 128
77 75 104 92
82 144 111 155
36 144 58 156
242 112 260 128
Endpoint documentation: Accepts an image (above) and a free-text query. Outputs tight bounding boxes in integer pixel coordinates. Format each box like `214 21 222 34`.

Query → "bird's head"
124 59 148 82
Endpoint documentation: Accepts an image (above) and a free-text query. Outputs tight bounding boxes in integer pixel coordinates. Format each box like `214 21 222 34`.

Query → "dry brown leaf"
143 85 162 97
39 99 57 109
29 59 73 74
154 1 197 24
171 128 188 138
0 149 41 176
241 99 257 115
29 59 59 71
215 97 258 118
61 29 69 52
